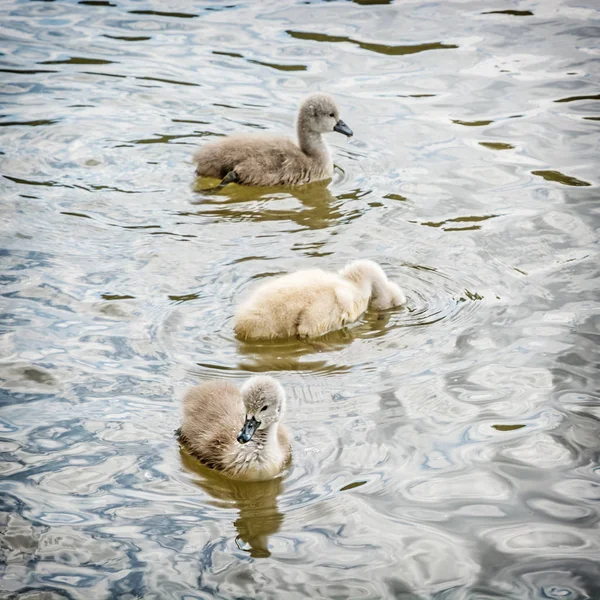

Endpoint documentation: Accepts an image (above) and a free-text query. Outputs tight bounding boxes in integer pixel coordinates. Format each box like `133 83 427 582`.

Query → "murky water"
1 0 599 598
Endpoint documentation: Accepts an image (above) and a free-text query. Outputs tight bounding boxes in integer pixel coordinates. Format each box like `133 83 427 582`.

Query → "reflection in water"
212 50 307 72
128 9 198 19
413 213 499 232
482 9 534 16
554 93 600 103
180 450 284 558
187 178 358 230
452 118 494 126
235 333 353 374
531 170 592 187
287 30 458 56
479 141 515 150
234 309 402 374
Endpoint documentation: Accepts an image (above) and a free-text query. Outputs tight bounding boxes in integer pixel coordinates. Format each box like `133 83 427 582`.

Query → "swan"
234 259 406 340
193 92 352 188
178 376 291 481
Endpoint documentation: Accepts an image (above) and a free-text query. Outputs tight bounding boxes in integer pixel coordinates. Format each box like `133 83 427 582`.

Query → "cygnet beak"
333 119 353 137
237 415 260 444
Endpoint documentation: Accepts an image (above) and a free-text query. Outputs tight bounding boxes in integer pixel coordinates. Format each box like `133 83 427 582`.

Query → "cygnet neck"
342 261 388 300
297 118 329 161
370 274 391 303
247 421 280 449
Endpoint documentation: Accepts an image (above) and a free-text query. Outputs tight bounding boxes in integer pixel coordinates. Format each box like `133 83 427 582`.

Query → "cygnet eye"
260 405 268 412
329 112 335 118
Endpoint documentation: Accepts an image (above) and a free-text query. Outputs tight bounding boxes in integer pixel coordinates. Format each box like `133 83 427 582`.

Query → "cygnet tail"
193 144 234 179
234 313 273 340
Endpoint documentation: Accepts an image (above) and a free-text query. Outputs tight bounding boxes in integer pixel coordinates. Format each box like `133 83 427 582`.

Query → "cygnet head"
370 280 406 310
298 93 353 138
341 259 406 310
237 376 286 444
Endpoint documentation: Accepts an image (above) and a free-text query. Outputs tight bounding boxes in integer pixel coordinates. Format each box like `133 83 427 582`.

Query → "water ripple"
1 0 599 597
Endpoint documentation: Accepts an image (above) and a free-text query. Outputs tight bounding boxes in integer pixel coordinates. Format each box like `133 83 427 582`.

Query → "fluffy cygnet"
234 259 406 340
178 376 291 481
193 92 352 188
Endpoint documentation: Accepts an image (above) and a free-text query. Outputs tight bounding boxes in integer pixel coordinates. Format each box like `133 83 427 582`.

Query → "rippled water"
1 0 599 598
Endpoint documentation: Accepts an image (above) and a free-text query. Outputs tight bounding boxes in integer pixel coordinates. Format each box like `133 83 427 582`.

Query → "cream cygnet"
234 259 406 340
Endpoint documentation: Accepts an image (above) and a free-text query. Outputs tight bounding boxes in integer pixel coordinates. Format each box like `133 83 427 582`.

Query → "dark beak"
237 416 260 444
334 119 353 137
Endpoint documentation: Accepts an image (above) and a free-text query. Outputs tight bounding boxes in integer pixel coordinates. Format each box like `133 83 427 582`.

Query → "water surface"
1 0 599 598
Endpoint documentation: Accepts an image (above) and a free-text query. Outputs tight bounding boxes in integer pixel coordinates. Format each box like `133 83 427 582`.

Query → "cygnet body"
193 93 352 187
178 376 291 481
234 260 406 340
